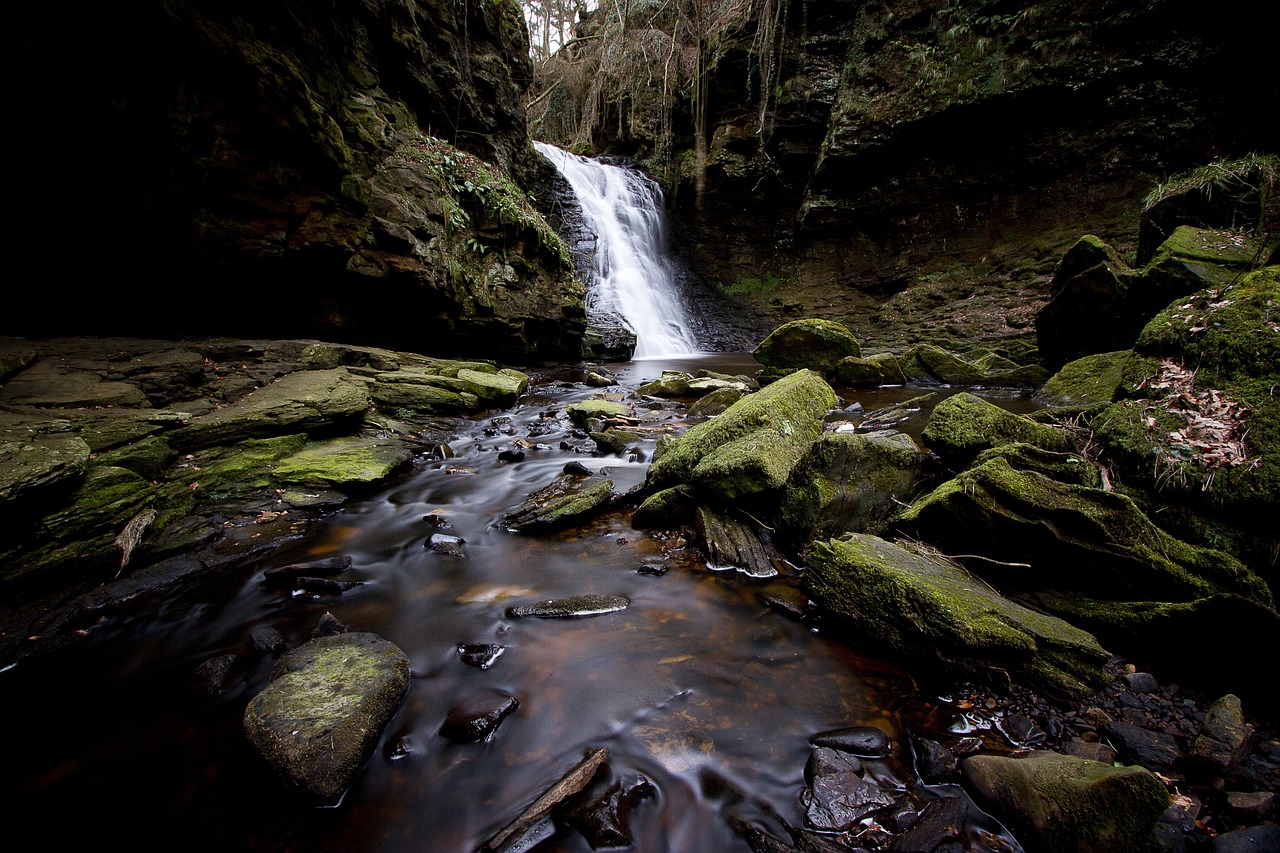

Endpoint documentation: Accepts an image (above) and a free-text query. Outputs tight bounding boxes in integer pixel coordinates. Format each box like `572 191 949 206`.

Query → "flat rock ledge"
243 632 410 804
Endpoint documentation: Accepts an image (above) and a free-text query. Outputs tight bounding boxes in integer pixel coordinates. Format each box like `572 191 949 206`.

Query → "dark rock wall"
11 0 583 361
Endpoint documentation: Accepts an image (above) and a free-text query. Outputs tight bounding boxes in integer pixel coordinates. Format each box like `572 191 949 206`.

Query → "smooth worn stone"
1213 825 1280 853
243 632 410 803
295 576 362 595
803 746 893 832
505 594 631 618
1224 791 1275 822
1102 721 1183 771
912 738 960 783
1124 671 1161 693
963 750 1169 853
585 371 617 387
457 643 505 669
426 533 466 557
563 775 656 849
439 691 519 742
810 725 892 758
1190 694 1253 773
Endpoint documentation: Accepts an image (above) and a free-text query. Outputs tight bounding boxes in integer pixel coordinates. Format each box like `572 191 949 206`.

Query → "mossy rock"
833 356 885 387
501 477 616 532
971 442 1101 488
178 434 308 500
455 367 528 406
776 431 935 548
1036 235 1143 370
566 399 628 425
369 371 479 414
1037 351 1135 406
591 429 644 456
753 319 862 375
0 429 91 510
901 344 1049 387
95 434 174 481
688 387 743 417
274 437 414 488
644 369 837 503
894 457 1273 609
963 751 1169 853
805 534 1109 700
636 371 692 397
921 392 1068 468
631 485 696 529
243 632 410 804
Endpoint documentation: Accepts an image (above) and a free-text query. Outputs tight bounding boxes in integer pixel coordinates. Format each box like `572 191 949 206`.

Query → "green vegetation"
1143 153 1278 214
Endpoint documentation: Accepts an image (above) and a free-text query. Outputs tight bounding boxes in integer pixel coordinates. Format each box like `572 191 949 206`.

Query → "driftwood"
482 747 610 852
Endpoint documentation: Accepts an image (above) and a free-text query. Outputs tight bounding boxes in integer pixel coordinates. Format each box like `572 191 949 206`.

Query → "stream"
5 355 1036 851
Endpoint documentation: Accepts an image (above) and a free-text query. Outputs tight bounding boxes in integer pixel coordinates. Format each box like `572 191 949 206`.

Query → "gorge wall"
11 0 584 361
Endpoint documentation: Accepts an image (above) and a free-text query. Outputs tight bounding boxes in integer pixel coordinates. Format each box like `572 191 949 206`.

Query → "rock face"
243 632 410 804
962 751 1169 853
805 534 1110 700
11 0 583 360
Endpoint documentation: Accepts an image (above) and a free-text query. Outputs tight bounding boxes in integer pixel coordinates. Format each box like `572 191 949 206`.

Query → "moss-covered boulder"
500 477 616 532
687 387 743 417
962 751 1169 853
921 392 1068 468
644 369 837 503
895 457 1273 608
833 356 887 387
776 431 935 548
900 344 1049 387
368 371 480 414
631 485 696 529
636 371 692 397
243 632 410 804
1037 350 1135 406
566 399 628 425
591 429 644 456
805 534 1109 699
970 442 1101 489
177 368 371 450
753 319 861 377
455 367 528 407
274 437 414 488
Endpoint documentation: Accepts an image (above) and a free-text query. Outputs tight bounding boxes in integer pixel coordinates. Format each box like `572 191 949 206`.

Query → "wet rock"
1190 694 1253 773
637 562 668 576
758 583 811 620
644 369 837 503
422 512 453 529
426 533 466 558
273 436 414 488
631 485 696 528
1212 825 1280 853
920 392 1068 468
899 343 1049 388
806 534 1109 700
243 632 410 803
802 746 894 832
497 448 525 463
457 643 505 669
311 611 349 637
439 690 519 742
810 725 892 758
995 714 1047 749
1224 791 1275 822
500 477 616 533
912 738 960 784
0 430 91 510
585 371 617 387
566 399 628 426
1124 672 1161 693
1102 721 1183 772
963 750 1169 853
251 625 286 656
890 796 967 853
192 653 237 696
482 748 610 852
1062 739 1117 764
506 594 631 618
564 775 656 848
261 557 353 589
637 371 692 397
591 429 644 456
295 576 363 595
754 319 862 378
563 461 593 477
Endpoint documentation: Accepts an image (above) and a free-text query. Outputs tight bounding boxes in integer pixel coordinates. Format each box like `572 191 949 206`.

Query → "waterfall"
535 142 699 359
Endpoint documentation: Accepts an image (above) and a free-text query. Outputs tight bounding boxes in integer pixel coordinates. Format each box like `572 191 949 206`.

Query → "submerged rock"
962 750 1169 853
242 632 410 804
809 725 892 758
806 534 1110 700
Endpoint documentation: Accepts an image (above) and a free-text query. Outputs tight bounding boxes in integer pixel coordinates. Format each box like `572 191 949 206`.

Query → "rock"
295 576 362 595
481 748 610 853
805 534 1110 700
1212 825 1280 853
178 368 371 450
563 775 656 849
631 485 696 529
591 429 644 456
971 441 1101 488
500 477 615 532
833 355 887 387
273 437 414 488
0 430 91 510
261 556 353 589
1124 672 1161 693
426 533 466 557
962 751 1169 853
900 343 1049 387
312 612 350 637
920 392 1068 467
694 506 779 577
644 368 837 503
251 626 287 656
566 399 628 425
1063 739 1118 765
505 594 631 618
1224 791 1275 823
1102 721 1183 771
891 796 968 853
802 746 894 832
1037 350 1135 406
1190 694 1253 773
563 461 593 477
368 370 479 414
439 691 519 742
192 653 238 696
0 360 152 408
585 371 617 387
497 448 525 463
688 386 743 417
1138 160 1275 265
637 371 692 397
753 319 862 376
810 725 892 758
455 367 527 407
457 643 505 669
776 430 934 549
242 632 410 804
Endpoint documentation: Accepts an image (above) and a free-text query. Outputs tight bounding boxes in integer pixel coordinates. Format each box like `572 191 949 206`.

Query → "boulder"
687 386 743 417
775 431 935 548
920 392 1068 468
1035 235 1146 370
802 746 894 832
895 457 1273 608
1189 694 1253 773
753 319 861 376
636 371 692 397
962 751 1169 853
900 343 1049 387
644 369 837 503
805 534 1109 699
500 477 616 533
368 370 479 414
273 437 414 488
1037 350 1135 406
566 399 628 425
243 632 410 804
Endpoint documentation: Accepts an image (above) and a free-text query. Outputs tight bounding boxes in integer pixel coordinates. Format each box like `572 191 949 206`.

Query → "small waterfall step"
535 142 699 359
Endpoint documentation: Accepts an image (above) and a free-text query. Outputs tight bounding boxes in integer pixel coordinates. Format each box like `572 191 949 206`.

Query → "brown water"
5 355 1034 851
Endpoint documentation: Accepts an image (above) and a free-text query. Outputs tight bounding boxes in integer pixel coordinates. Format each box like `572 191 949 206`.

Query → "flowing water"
5 358 1034 851
535 142 699 358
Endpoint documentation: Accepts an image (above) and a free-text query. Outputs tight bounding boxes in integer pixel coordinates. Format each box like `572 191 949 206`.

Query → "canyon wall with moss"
10 0 583 361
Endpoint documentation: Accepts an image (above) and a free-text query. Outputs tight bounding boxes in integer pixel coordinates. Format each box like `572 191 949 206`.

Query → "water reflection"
6 354 1031 852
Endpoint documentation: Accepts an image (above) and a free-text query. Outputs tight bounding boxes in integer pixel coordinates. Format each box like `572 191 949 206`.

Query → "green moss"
753 319 862 374
1038 351 1134 406
921 392 1068 467
566 399 627 425
179 434 308 499
274 438 413 488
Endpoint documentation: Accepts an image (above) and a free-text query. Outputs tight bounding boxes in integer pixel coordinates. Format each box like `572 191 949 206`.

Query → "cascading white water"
535 141 699 359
